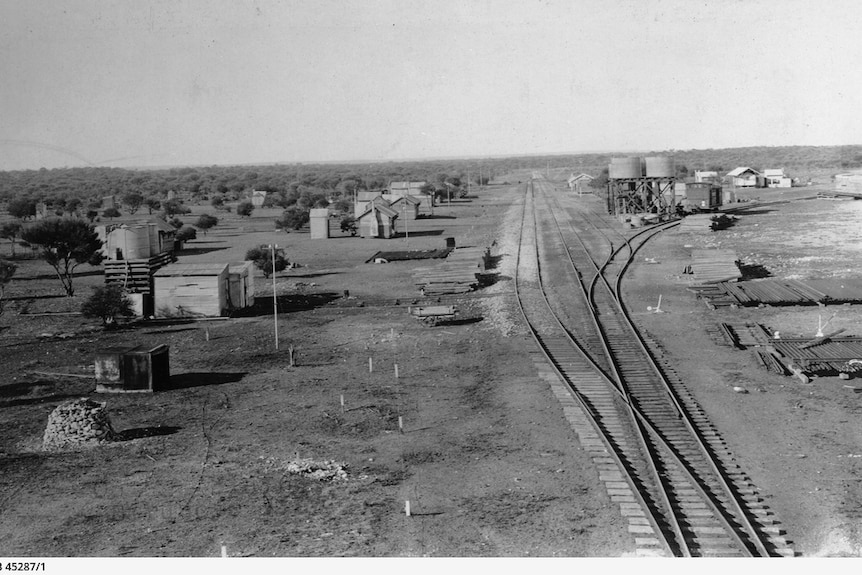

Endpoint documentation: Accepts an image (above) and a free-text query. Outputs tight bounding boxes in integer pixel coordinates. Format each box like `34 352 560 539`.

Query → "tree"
122 192 144 215
102 207 121 220
20 218 103 297
245 246 287 279
236 201 254 218
85 209 99 222
0 222 22 257
275 207 310 231
65 198 82 215
81 284 134 327
7 198 36 220
195 213 219 235
145 197 161 214
340 215 357 236
210 194 225 209
162 199 190 217
175 225 197 245
0 259 16 318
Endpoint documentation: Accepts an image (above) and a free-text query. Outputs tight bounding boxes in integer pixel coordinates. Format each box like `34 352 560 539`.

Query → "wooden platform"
103 251 174 294
413 246 490 296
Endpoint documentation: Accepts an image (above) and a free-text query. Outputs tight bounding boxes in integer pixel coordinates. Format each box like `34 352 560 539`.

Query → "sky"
1 0 861 170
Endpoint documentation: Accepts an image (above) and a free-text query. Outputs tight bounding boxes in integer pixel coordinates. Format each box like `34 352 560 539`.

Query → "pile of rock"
42 398 116 451
284 458 349 481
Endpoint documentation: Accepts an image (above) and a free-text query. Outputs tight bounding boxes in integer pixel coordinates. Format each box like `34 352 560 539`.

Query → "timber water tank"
609 157 643 179
644 156 675 178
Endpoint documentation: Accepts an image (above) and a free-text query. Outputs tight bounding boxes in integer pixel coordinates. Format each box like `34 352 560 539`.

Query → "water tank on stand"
609 157 643 179
644 156 675 178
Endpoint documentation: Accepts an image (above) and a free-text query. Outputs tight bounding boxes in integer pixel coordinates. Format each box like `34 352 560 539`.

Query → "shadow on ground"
160 372 246 390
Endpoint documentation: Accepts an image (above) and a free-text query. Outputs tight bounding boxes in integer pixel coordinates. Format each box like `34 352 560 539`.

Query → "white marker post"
398 416 403 433
405 500 411 517
369 357 373 373
395 364 399 379
340 394 345 414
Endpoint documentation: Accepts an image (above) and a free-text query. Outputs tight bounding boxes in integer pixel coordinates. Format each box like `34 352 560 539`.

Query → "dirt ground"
2 180 861 557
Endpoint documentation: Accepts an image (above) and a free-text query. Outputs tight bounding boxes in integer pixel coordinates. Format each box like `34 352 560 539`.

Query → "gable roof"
148 218 177 233
727 167 760 177
357 203 399 220
390 195 421 206
567 173 594 183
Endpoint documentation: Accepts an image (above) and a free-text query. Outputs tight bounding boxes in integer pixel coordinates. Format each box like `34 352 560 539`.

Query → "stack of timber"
678 213 736 232
103 251 174 294
768 337 862 375
692 278 862 307
688 249 741 284
365 248 451 263
413 246 490 296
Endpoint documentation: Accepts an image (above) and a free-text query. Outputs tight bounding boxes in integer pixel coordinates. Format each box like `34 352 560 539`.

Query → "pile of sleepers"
413 246 490 296
678 213 736 232
365 248 452 263
686 249 742 284
692 278 862 307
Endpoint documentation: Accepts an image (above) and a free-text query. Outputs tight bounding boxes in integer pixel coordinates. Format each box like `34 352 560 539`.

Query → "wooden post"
398 416 403 433
405 500 411 517
289 345 295 367
271 244 279 350
205 327 210 341
340 394 345 414
369 357 373 373
395 364 399 379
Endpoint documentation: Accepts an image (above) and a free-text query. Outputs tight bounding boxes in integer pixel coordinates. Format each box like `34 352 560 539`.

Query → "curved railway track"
515 179 795 557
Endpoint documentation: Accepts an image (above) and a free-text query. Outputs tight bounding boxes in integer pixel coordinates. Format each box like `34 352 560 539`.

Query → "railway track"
516 179 795 557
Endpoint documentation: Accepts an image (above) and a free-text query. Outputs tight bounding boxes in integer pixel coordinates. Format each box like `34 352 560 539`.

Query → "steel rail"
539 181 775 556
513 182 675 556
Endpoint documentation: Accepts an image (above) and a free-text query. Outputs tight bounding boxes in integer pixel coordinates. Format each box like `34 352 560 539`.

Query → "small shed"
727 167 760 188
694 171 719 183
357 202 399 239
354 191 383 217
251 190 268 207
153 263 229 317
566 173 594 193
94 344 170 393
389 195 421 220
763 169 792 188
228 261 255 309
310 208 330 239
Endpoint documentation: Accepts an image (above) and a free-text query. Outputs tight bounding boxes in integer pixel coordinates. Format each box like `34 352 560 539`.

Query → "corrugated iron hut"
310 208 330 239
95 344 170 393
357 201 399 239
727 167 760 187
354 191 383 217
228 261 255 310
389 195 421 220
153 263 229 317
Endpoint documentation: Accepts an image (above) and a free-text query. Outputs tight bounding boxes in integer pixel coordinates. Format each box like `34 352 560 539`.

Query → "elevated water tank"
644 156 675 178
609 157 643 179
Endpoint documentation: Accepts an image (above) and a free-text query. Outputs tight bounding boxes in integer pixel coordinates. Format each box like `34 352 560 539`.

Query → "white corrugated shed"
153 263 229 317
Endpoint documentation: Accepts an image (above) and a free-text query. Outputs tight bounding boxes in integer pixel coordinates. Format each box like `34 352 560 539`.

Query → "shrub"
340 215 357 236
245 246 288 279
236 201 254 217
81 285 134 327
0 259 16 317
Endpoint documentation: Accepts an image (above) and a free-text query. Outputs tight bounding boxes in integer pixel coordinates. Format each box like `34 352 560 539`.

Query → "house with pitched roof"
356 199 399 238
389 194 421 220
726 167 760 187
566 173 594 193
